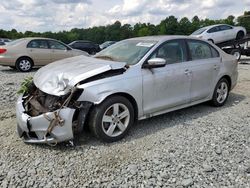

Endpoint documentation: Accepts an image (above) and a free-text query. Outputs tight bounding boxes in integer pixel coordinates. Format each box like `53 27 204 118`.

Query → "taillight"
0 49 6 54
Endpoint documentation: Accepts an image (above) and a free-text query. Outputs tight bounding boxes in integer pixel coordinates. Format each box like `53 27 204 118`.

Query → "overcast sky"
0 0 249 32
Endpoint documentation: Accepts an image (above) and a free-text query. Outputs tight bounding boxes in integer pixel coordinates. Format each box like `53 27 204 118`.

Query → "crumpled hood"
34 55 126 96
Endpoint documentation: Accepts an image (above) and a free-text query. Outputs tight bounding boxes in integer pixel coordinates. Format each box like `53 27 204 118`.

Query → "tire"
230 49 241 60
236 31 244 40
16 57 33 72
208 39 214 44
90 49 96 55
89 96 134 142
211 78 229 107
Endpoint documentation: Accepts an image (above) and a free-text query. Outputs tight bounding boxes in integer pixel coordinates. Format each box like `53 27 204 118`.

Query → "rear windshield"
6 39 25 46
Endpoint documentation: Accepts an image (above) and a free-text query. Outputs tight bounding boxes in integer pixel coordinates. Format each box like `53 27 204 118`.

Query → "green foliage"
17 77 33 95
237 11 250 33
0 11 249 44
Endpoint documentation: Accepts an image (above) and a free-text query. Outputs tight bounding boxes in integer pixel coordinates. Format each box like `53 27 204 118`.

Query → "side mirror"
143 58 166 69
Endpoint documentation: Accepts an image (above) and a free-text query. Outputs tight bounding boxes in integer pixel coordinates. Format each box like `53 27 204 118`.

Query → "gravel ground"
0 60 250 188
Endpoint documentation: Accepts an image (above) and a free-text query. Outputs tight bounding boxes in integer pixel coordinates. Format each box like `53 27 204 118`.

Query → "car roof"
72 40 93 43
23 37 60 41
200 24 232 30
126 35 207 43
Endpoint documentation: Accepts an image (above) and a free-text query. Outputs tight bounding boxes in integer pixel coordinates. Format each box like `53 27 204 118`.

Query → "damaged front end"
16 55 128 145
16 82 92 145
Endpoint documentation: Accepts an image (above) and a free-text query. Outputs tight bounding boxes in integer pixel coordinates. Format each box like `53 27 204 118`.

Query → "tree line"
0 11 249 44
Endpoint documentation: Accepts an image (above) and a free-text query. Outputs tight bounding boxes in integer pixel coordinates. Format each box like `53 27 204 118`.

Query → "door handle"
214 65 218 70
184 69 190 75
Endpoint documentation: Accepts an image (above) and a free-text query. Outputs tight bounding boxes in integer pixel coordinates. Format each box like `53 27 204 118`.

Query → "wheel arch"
99 92 139 121
238 30 244 34
220 75 232 90
16 56 34 66
208 39 214 43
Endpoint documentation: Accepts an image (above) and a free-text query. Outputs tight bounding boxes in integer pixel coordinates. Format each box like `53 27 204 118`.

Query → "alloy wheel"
216 82 228 104
102 103 130 137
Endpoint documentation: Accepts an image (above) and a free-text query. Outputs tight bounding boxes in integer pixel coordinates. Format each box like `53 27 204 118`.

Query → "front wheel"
16 57 33 72
89 96 134 142
211 78 229 107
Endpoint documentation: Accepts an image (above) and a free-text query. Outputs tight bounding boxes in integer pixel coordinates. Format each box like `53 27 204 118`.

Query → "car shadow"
0 66 39 74
39 91 246 150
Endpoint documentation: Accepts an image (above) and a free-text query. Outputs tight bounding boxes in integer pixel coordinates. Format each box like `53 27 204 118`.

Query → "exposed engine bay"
18 82 92 145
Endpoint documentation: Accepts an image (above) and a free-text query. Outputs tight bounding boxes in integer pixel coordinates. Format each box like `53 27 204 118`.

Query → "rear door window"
219 25 233 31
207 26 220 33
48 40 67 50
210 46 220 57
187 40 214 60
27 40 49 49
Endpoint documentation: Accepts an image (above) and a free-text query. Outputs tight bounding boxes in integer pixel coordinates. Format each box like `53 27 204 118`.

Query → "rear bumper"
16 96 76 144
231 68 238 90
0 55 16 66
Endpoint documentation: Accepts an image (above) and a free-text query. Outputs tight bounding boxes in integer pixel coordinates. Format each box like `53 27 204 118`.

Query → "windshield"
100 42 110 49
191 28 207 35
95 40 157 65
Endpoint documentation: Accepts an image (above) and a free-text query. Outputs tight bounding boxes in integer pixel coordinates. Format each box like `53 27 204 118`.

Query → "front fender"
77 75 143 118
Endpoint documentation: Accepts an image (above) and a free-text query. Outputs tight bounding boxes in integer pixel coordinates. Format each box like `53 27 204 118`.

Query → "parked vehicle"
0 41 5 46
68 40 101 55
16 36 238 144
0 38 87 72
100 41 116 50
191 24 247 44
0 38 12 44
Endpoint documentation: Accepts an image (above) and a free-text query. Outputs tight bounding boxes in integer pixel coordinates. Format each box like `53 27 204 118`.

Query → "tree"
224 15 235 25
237 11 250 33
178 17 192 35
165 16 178 35
0 11 248 42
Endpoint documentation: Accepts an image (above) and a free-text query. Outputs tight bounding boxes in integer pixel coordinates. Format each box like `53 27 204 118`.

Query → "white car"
191 24 247 44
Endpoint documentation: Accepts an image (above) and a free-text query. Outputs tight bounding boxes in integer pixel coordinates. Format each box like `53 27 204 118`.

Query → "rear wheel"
16 57 33 72
236 31 244 40
89 96 134 142
90 49 97 55
230 49 241 60
211 78 229 107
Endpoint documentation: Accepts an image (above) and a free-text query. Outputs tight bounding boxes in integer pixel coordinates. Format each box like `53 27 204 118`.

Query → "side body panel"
142 62 191 115
189 58 221 102
27 48 52 66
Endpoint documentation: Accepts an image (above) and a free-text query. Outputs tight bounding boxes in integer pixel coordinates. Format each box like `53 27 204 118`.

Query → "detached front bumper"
16 96 76 144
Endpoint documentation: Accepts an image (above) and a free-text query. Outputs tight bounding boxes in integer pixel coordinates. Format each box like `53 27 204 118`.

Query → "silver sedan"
16 36 238 144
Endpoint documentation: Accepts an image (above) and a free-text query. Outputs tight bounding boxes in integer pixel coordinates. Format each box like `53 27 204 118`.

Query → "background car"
16 36 238 144
191 24 247 44
100 41 116 50
0 41 5 45
0 37 87 72
0 38 12 44
68 40 101 55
